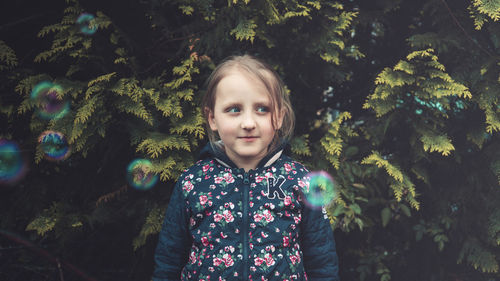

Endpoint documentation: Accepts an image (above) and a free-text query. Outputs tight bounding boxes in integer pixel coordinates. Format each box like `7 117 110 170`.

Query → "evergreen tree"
0 0 498 280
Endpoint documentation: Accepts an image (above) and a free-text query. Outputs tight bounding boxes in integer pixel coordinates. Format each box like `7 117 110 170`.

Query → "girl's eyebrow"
254 101 271 106
222 102 241 108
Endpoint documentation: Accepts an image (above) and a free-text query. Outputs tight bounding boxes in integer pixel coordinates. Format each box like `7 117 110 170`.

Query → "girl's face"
208 70 283 171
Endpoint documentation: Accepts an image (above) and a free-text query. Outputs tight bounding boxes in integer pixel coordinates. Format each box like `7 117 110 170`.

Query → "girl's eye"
256 106 269 113
226 107 240 113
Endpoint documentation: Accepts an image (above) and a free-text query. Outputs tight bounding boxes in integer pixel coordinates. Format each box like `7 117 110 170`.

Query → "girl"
152 55 339 281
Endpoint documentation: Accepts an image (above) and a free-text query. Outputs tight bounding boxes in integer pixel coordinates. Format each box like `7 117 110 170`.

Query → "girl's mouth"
239 136 258 141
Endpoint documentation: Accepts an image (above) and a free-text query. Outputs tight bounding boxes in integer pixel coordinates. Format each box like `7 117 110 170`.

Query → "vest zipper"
242 172 250 280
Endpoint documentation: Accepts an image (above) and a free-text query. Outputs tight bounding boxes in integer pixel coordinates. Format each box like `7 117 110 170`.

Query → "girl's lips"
239 136 258 142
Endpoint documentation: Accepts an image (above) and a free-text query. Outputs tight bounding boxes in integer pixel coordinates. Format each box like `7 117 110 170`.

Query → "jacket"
153 143 340 281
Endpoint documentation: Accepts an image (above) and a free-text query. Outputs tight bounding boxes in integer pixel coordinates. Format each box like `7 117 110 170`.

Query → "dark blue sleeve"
300 205 340 281
152 180 192 281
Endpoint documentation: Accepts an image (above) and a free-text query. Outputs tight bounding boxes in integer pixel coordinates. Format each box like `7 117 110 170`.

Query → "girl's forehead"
215 72 271 100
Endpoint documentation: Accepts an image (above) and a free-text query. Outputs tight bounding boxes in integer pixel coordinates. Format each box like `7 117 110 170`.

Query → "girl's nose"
241 113 256 130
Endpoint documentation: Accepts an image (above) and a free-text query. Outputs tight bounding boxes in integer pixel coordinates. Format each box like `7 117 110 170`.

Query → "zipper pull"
243 172 250 184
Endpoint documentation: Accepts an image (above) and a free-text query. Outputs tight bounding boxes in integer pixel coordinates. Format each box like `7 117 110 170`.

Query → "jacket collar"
199 141 288 171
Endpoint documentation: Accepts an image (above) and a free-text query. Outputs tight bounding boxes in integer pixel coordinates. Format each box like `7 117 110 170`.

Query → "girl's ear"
206 107 218 131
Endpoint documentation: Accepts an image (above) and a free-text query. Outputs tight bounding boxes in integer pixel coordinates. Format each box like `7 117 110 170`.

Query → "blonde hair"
202 54 295 153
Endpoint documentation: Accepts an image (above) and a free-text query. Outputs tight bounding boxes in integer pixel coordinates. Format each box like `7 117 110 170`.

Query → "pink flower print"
264 253 275 266
209 184 216 189
224 245 234 252
294 216 301 224
214 213 223 222
255 176 265 183
290 251 301 265
199 195 208 205
261 232 268 238
254 257 265 266
284 196 292 206
201 236 209 247
263 209 274 222
210 223 216 228
223 210 234 222
223 173 234 183
221 232 228 238
190 218 196 226
250 266 257 272
224 202 234 209
214 176 223 184
265 172 273 178
213 257 224 267
223 253 234 267
189 251 196 264
283 236 290 247
209 267 215 272
250 223 256 228
183 181 194 192
249 201 254 207
284 163 292 172
254 213 264 222
203 164 210 173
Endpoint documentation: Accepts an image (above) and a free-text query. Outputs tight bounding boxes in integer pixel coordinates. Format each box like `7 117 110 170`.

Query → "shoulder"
276 154 310 176
175 158 218 191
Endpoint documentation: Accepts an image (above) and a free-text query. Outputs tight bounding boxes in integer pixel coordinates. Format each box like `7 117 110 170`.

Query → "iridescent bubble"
31 81 69 120
38 131 71 161
126 159 158 190
76 13 98 35
0 140 27 185
302 171 336 209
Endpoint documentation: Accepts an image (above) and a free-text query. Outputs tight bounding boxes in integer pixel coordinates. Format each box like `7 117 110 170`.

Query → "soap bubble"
302 171 336 209
0 140 27 185
38 131 71 161
31 81 69 120
76 13 98 35
126 159 158 190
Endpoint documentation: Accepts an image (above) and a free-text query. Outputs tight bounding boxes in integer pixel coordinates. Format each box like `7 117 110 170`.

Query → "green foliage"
458 238 499 273
230 19 258 42
25 204 59 236
133 207 165 250
364 48 471 156
290 134 312 156
0 41 17 70
489 210 500 246
469 0 500 29
2 0 500 280
361 151 419 209
320 111 353 169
